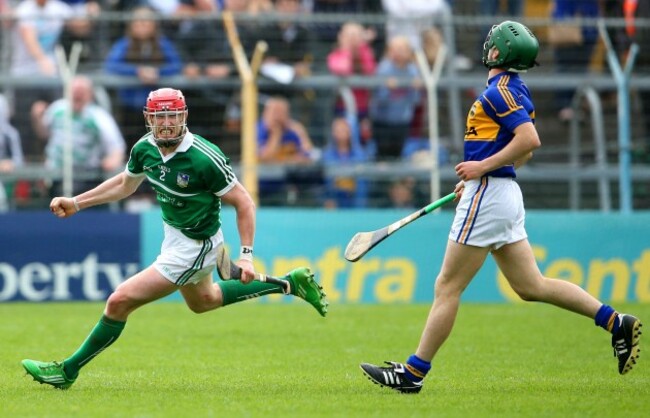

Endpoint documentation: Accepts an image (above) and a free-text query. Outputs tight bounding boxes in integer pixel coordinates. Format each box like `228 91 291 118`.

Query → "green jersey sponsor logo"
155 191 186 207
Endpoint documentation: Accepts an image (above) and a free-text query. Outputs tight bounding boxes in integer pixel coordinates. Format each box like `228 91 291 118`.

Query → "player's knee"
105 289 135 317
186 294 220 314
512 285 541 302
434 274 465 299
186 302 210 314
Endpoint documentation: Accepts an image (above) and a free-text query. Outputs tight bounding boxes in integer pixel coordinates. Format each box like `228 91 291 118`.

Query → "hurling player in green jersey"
22 88 328 390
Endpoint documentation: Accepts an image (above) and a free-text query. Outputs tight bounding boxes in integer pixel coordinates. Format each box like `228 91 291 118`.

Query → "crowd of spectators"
0 0 647 210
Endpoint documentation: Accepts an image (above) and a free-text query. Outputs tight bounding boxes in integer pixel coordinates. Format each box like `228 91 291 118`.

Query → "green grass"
1 302 649 418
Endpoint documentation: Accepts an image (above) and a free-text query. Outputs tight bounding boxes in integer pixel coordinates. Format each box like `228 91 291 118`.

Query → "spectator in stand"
31 76 126 197
191 0 268 155
9 0 74 160
104 5 183 149
550 0 601 121
58 1 102 71
381 0 472 71
384 176 417 209
327 22 376 131
147 0 232 141
369 35 423 160
100 0 148 40
259 0 313 81
381 0 449 50
174 0 261 104
257 96 315 164
10 0 73 78
257 96 320 205
170 0 226 77
322 116 369 209
253 0 317 130
309 0 367 44
0 95 24 212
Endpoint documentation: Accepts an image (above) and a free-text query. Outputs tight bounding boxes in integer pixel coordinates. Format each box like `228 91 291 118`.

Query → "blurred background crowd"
0 0 649 211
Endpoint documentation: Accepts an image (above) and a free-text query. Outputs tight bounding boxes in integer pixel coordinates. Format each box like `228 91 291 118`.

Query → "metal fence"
0 9 649 211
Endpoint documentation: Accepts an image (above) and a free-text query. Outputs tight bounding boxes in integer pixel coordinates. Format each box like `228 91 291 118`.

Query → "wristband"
72 197 81 212
240 246 253 262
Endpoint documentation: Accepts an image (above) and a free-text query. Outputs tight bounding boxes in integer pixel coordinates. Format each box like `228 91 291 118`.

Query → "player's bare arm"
512 123 539 168
455 122 540 181
50 172 143 217
514 151 533 169
220 182 257 284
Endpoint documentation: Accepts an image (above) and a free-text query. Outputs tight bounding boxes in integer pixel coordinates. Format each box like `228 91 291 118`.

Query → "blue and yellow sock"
595 304 620 334
403 354 430 383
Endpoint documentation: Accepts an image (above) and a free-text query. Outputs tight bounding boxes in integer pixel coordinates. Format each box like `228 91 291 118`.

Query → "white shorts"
153 223 224 286
449 176 527 250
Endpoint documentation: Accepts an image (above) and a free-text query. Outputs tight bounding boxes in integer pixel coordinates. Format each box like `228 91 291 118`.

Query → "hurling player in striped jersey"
360 21 641 394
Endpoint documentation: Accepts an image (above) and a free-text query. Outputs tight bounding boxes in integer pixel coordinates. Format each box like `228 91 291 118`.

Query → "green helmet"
482 20 539 72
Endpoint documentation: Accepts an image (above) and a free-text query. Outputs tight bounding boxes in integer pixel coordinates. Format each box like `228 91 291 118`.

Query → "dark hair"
125 6 165 65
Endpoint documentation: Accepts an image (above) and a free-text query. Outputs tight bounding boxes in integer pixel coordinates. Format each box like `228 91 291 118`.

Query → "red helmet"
143 88 188 148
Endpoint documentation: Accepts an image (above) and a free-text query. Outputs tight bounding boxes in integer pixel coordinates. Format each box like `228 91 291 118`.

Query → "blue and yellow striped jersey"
463 72 535 178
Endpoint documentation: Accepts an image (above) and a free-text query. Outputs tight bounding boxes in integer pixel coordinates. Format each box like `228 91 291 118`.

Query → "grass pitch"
1 301 648 418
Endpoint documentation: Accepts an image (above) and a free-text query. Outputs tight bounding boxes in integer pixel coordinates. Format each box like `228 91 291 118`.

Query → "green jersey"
44 99 125 170
126 131 237 240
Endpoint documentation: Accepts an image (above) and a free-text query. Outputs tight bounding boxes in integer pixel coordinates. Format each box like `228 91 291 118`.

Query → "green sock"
63 315 126 378
218 280 285 306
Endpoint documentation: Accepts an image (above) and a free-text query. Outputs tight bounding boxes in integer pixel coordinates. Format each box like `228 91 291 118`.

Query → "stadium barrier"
2 13 650 210
2 209 650 304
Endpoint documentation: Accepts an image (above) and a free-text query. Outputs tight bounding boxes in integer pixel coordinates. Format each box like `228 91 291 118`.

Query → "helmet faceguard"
482 20 539 72
143 88 188 148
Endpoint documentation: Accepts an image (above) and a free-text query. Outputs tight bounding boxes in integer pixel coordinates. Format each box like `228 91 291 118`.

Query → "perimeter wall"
1 209 649 303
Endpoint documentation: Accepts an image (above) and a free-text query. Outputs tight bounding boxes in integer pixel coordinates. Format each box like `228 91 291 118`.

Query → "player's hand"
50 197 79 218
237 259 256 285
453 181 465 202
455 161 486 181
